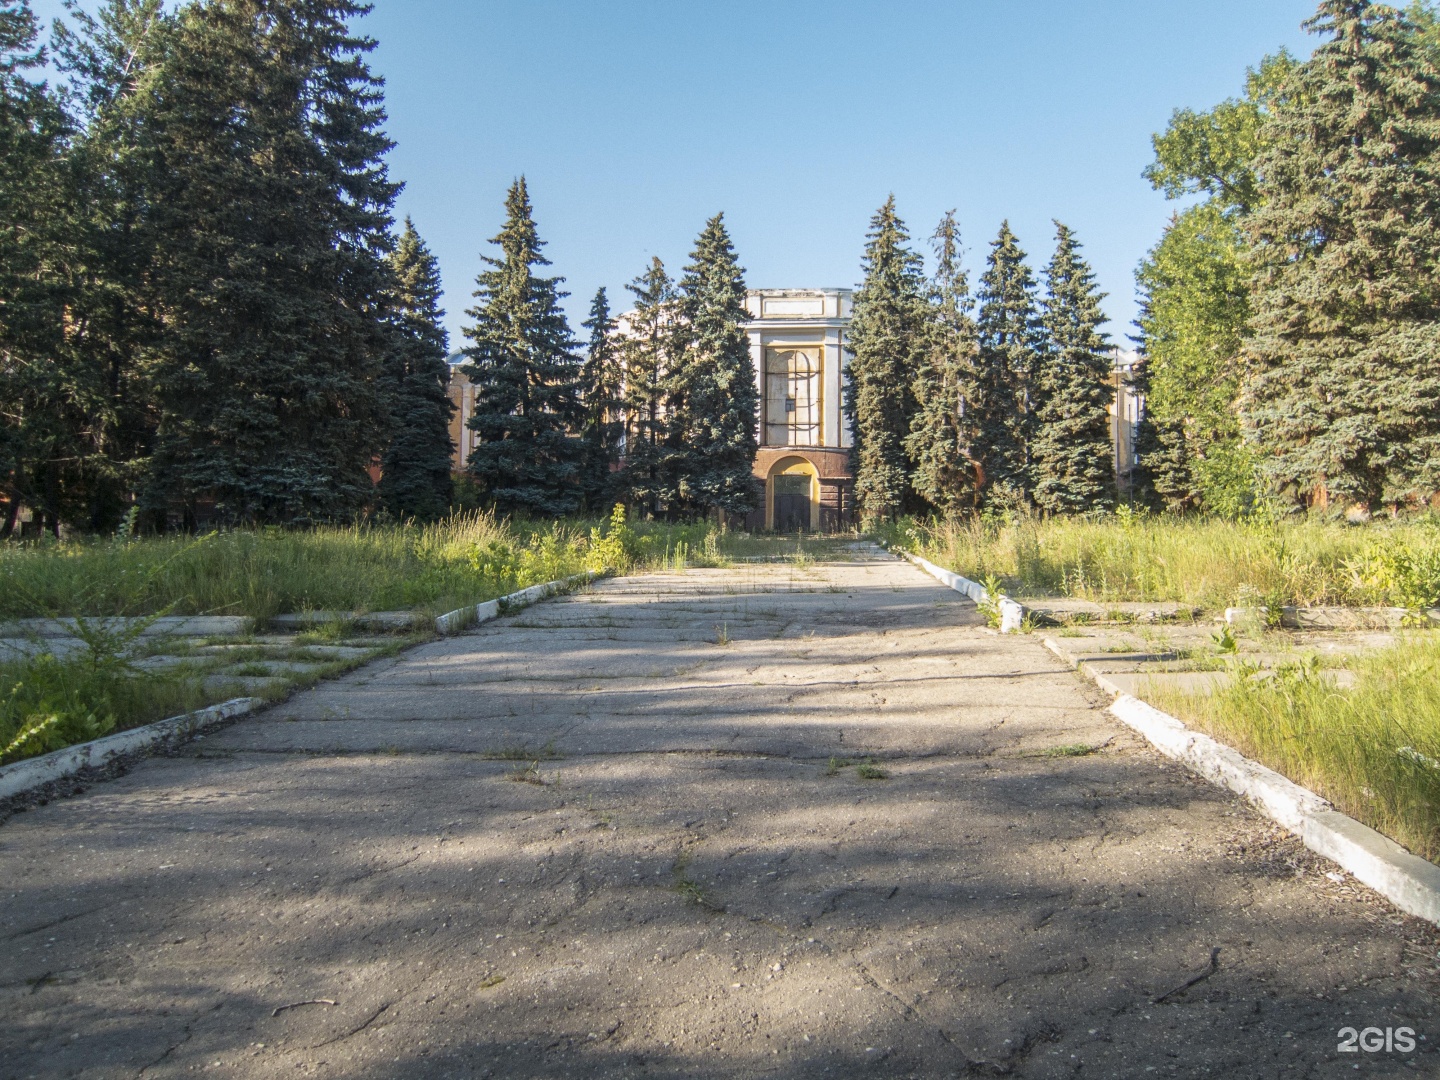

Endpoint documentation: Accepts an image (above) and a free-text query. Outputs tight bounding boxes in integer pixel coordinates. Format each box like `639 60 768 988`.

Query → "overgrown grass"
0 511 858 766
880 512 1440 611
0 510 856 620
1148 637 1440 863
1 619 209 765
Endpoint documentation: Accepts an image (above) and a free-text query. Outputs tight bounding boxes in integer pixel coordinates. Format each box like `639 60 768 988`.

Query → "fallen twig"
1152 947 1220 1004
271 998 337 1017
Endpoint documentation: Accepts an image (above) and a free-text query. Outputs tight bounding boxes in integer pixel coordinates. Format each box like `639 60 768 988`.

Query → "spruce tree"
1245 0 1440 510
1032 222 1115 514
462 177 583 516
845 195 927 522
905 210 983 514
0 0 70 536
140 0 398 526
379 218 454 520
578 286 623 512
614 257 675 518
973 221 1043 507
669 212 760 519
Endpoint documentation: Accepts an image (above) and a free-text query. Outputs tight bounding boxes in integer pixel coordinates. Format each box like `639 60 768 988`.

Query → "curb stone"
434 571 601 635
1044 636 1440 927
0 697 260 801
894 550 1025 633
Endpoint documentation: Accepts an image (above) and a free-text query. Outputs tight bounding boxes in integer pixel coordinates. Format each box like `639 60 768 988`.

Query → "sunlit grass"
1149 637 1440 863
878 512 1440 611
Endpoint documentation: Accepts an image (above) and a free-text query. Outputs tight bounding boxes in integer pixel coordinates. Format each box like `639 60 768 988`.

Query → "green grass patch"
1043 743 1099 758
878 513 1440 611
1149 637 1440 863
1 628 209 765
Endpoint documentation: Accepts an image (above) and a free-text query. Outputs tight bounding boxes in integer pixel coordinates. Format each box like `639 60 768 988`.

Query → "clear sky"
34 0 1321 346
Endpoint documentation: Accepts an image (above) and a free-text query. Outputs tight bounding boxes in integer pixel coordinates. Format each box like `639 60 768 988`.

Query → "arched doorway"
768 456 819 532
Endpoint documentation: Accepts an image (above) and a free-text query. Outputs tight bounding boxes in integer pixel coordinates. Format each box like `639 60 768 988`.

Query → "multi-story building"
741 289 855 531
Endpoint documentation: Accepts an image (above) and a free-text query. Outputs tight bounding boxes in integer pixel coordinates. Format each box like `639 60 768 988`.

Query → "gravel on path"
2 553 1436 1079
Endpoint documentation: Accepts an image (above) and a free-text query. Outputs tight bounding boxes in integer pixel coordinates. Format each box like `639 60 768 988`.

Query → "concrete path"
3 553 1437 1079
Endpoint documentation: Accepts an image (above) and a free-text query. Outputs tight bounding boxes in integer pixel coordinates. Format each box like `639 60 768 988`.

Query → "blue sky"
35 1 1320 344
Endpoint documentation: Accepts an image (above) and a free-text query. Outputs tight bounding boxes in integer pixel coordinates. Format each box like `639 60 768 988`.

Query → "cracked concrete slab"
2 553 1437 1079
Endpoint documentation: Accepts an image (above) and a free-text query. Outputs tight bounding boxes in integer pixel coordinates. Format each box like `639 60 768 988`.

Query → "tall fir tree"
615 257 675 518
973 221 1043 507
577 286 623 512
139 0 398 526
47 0 173 532
905 210 983 514
1032 222 1115 514
462 177 583 516
1244 0 1440 510
0 0 71 536
379 218 454 520
668 213 760 519
844 195 927 521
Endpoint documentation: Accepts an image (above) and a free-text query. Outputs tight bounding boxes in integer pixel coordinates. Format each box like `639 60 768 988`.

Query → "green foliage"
0 614 202 765
667 213 761 518
585 504 638 574
906 211 983 514
1153 635 1440 862
140 0 398 525
845 195 927 522
883 511 1440 611
0 0 77 536
1135 53 1291 517
578 287 624 512
379 219 455 521
1032 222 1114 514
973 222 1043 508
462 178 584 516
1245 2 1440 509
1345 531 1440 611
615 258 676 518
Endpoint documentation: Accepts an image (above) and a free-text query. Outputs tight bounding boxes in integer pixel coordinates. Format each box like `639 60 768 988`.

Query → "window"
764 347 821 445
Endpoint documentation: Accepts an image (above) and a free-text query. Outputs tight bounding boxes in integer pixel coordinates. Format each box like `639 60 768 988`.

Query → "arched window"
764 347 821 446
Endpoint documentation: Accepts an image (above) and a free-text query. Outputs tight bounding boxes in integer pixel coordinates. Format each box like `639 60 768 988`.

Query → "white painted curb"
0 697 261 801
1044 637 1440 926
895 551 1025 633
434 571 600 635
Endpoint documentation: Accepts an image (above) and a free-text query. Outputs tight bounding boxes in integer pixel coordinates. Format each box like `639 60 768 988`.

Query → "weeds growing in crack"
505 761 549 785
855 760 889 780
673 851 724 912
1044 743 1100 758
713 622 732 647
824 756 853 776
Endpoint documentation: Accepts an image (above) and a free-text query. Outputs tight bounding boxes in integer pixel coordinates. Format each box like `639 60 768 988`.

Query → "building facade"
742 289 855 531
